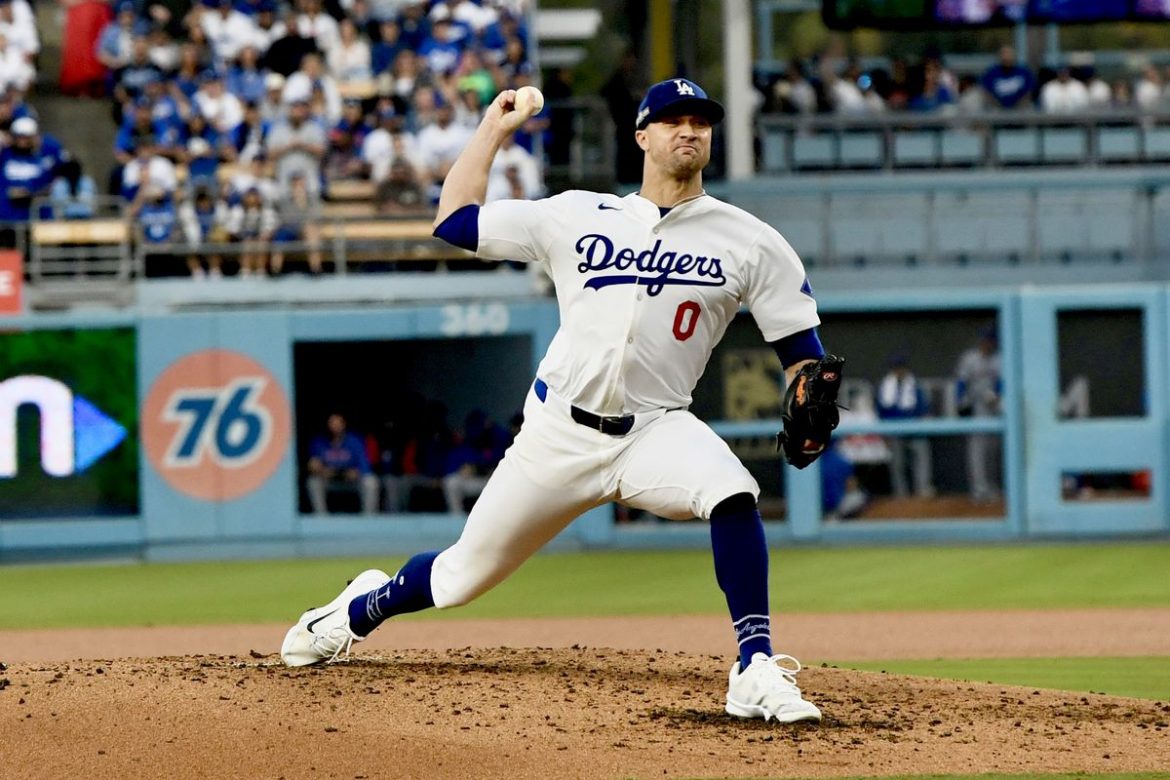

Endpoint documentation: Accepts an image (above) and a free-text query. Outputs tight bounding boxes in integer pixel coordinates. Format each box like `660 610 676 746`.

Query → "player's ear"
635 128 649 151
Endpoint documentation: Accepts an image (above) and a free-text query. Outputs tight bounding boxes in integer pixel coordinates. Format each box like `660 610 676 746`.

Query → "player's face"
637 113 712 179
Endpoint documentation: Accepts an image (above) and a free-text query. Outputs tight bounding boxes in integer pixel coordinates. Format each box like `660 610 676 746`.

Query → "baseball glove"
776 355 845 469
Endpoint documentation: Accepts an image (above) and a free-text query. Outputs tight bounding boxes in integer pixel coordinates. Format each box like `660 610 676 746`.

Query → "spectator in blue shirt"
306 413 380 514
418 16 463 76
142 78 187 140
981 45 1035 109
133 186 179 243
232 101 270 161
112 37 164 119
908 59 956 112
371 18 404 75
396 2 430 50
226 44 268 105
95 1 147 74
130 185 183 277
116 101 172 164
172 41 207 100
0 117 60 222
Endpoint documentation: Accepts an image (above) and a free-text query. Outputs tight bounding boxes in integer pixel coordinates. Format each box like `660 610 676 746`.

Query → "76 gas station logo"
163 379 273 468
143 350 290 502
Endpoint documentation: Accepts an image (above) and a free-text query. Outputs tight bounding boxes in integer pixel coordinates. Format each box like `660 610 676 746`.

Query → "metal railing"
756 109 1170 173
714 167 1170 270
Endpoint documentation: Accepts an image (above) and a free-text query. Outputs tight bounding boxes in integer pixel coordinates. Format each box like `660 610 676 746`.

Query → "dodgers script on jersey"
478 190 819 416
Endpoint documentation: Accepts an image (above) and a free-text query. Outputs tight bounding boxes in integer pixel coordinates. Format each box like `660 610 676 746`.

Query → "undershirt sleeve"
769 328 825 368
432 203 479 251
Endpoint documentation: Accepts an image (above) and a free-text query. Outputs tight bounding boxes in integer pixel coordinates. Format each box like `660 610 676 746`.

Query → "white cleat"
281 568 391 667
725 652 823 723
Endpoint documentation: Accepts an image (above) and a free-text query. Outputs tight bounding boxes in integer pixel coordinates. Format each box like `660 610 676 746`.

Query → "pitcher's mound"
3 647 1169 779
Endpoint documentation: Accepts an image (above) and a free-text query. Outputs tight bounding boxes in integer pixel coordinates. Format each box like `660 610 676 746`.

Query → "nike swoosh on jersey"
597 203 621 211
306 608 339 634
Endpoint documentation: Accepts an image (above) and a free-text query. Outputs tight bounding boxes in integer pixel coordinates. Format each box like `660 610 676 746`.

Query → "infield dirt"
3 648 1170 780
3 609 1170 779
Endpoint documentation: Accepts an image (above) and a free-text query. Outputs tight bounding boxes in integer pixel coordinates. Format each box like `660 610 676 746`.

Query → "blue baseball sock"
710 502 774 670
347 551 439 637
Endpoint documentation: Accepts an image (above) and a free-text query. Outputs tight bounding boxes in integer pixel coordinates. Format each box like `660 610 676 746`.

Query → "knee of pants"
711 491 758 519
430 540 513 609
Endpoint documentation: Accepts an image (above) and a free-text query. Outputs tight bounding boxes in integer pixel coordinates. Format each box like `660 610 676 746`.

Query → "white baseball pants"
430 382 759 609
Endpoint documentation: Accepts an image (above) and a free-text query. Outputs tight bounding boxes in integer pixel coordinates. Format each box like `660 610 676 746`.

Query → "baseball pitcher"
282 78 845 723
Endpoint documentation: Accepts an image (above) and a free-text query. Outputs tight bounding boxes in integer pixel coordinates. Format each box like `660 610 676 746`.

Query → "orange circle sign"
142 349 291 501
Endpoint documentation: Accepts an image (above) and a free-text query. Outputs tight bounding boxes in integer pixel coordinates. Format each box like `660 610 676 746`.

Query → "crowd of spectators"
81 0 545 276
0 1 89 234
762 45 1170 118
303 400 519 515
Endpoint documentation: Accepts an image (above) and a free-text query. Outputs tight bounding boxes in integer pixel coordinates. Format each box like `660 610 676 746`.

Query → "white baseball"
514 85 544 116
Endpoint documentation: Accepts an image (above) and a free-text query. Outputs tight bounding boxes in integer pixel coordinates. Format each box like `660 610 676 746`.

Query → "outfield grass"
834 657 1170 701
781 774 1170 780
0 543 1168 630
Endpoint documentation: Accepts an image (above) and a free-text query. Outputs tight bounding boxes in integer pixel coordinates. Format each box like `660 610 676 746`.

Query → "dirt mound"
3 648 1169 780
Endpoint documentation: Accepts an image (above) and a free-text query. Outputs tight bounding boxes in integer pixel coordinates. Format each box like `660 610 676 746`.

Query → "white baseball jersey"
477 190 819 415
429 189 820 608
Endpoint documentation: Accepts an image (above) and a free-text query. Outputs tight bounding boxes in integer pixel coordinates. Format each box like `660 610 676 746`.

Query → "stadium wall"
0 286 1167 562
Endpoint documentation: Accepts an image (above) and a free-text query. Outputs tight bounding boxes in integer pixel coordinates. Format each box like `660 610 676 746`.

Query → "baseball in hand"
514 85 544 116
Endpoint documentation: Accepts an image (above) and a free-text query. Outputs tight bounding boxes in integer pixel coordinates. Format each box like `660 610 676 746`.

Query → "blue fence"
0 284 1167 562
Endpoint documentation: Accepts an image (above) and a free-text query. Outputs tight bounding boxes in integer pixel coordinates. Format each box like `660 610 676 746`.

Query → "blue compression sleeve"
432 203 480 251
769 327 825 368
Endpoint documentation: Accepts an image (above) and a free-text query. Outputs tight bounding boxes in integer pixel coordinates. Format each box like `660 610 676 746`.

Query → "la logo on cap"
674 79 695 96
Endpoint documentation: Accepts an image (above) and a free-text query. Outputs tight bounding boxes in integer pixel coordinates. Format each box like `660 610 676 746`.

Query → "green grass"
1 543 1168 630
833 657 1170 701
780 775 1170 780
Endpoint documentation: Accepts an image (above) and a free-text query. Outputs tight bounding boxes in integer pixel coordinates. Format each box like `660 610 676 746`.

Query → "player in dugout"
281 79 844 723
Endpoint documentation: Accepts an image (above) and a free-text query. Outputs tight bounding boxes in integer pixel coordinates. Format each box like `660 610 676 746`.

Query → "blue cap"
635 78 724 130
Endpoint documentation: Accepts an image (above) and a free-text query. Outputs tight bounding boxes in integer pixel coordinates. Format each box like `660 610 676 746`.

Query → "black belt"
534 378 635 436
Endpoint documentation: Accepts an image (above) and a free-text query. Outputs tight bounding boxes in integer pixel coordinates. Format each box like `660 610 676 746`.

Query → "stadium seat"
29 219 133 283
32 220 129 245
337 81 377 100
792 134 836 170
1042 128 1087 165
1085 190 1137 261
995 129 1040 165
838 132 883 169
321 201 378 219
760 128 788 172
319 220 435 242
933 191 1030 263
1144 127 1170 161
893 132 937 167
326 179 377 201
940 130 982 166
318 219 471 265
1037 192 1086 261
772 198 823 264
1097 127 1140 163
